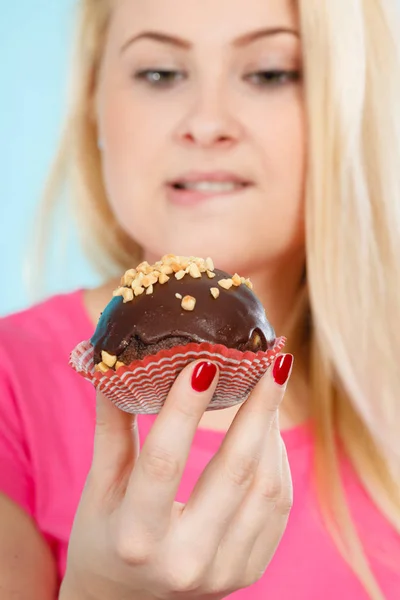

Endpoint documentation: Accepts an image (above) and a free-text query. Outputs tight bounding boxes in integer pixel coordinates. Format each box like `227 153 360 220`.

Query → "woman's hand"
60 354 293 600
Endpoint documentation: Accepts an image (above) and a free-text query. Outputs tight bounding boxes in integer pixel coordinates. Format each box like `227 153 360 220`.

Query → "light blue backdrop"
0 1 99 317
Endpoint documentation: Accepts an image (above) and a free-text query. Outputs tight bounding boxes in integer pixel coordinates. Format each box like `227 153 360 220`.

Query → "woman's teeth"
174 181 245 193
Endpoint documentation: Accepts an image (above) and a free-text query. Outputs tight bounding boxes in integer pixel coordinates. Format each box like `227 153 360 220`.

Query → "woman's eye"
133 69 186 87
245 70 300 87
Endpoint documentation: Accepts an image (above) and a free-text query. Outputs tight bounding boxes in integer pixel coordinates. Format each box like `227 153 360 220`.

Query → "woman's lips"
166 183 251 206
166 181 252 207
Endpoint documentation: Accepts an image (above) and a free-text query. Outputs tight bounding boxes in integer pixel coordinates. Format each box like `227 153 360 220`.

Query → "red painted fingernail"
272 354 294 386
191 362 217 393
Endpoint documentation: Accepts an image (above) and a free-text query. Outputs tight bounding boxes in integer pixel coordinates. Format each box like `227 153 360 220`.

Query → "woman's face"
97 0 305 273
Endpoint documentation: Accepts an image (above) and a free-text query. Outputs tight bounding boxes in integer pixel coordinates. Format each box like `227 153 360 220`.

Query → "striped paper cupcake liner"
70 337 286 415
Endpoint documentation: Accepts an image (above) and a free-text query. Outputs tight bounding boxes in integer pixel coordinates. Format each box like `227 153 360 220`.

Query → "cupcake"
70 255 285 414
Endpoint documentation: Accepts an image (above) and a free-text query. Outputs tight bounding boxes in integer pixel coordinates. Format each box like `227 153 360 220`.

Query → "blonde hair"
38 0 400 597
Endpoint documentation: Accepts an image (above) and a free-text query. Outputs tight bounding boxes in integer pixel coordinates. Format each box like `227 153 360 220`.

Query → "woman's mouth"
172 181 248 193
166 172 253 206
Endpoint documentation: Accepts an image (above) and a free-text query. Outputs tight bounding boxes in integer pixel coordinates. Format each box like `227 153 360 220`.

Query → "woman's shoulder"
0 288 95 447
0 290 96 522
0 289 93 358
0 288 94 406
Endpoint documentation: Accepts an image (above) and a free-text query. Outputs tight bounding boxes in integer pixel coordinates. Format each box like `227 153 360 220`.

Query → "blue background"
0 1 99 316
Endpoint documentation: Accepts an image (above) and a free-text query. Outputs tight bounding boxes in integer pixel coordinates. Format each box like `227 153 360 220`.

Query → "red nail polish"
272 354 294 386
191 362 217 393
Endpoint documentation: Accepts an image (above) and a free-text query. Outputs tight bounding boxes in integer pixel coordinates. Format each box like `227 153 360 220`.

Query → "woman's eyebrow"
120 27 300 54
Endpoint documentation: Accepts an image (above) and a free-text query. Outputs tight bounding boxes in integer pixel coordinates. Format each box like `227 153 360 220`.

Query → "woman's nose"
175 87 243 150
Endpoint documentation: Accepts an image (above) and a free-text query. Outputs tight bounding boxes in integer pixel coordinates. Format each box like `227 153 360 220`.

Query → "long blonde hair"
37 1 400 597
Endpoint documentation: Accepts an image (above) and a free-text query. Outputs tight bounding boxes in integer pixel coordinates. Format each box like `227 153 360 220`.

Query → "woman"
0 0 399 598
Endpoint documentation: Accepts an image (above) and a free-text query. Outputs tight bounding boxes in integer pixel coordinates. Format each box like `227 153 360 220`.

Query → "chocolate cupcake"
70 255 285 414
91 255 276 372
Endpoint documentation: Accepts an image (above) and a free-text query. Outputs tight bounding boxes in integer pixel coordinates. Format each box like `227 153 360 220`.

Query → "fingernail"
191 361 217 393
272 354 294 386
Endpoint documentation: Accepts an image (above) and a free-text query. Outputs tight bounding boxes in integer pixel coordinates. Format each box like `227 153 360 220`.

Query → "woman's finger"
214 410 282 572
212 410 284 582
245 434 293 583
178 354 293 553
90 391 139 501
121 360 219 541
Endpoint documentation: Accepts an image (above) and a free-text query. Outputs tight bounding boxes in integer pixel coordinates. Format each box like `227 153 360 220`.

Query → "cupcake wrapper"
70 337 286 415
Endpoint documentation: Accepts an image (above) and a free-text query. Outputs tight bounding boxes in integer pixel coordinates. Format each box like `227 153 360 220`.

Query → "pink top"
0 290 399 598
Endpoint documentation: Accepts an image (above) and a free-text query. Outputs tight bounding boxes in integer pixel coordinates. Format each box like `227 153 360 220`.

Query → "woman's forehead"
110 0 299 40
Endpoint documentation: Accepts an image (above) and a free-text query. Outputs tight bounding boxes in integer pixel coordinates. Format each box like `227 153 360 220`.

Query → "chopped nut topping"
117 256 250 309
131 278 141 290
142 274 158 287
218 279 233 290
112 287 124 298
205 257 214 271
232 273 242 286
121 271 136 286
159 272 170 284
189 263 201 278
136 261 151 274
171 262 183 273
125 268 137 278
121 288 134 303
160 264 174 275
101 351 117 368
181 295 196 311
95 362 109 373
162 254 176 264
122 275 134 287
194 258 206 272
115 361 125 370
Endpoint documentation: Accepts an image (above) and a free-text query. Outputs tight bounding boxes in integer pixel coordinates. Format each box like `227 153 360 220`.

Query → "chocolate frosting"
91 268 275 357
